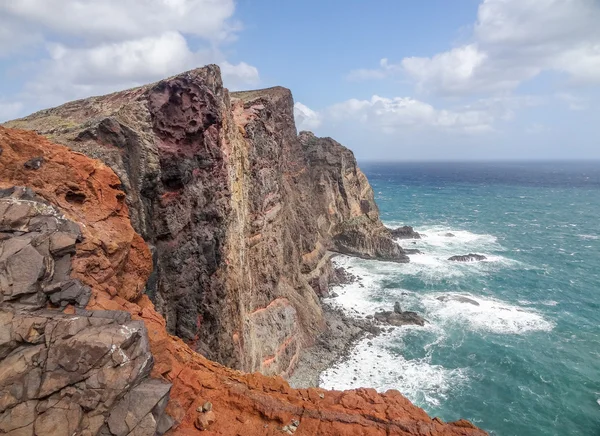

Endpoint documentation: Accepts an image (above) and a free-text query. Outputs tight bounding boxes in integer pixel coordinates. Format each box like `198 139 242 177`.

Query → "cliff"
4 65 407 377
0 124 486 434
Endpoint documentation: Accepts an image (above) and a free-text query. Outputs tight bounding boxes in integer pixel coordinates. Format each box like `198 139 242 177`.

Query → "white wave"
422 293 554 335
319 334 469 407
578 234 598 240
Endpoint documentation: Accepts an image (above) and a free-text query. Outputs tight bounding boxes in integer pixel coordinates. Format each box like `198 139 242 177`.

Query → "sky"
1 0 599 161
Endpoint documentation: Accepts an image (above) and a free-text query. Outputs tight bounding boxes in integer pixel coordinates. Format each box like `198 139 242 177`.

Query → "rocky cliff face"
5 65 406 376
0 125 485 436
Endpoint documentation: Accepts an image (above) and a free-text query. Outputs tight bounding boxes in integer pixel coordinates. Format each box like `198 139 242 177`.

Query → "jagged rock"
194 410 216 431
374 303 426 327
0 309 171 436
0 190 89 310
390 225 421 239
23 156 44 170
0 185 172 435
448 254 487 262
329 266 358 287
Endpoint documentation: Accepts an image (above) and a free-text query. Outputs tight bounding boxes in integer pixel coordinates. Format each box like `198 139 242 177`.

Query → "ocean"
319 162 600 436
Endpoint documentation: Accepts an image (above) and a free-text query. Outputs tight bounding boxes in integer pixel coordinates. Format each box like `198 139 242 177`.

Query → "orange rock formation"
0 125 486 435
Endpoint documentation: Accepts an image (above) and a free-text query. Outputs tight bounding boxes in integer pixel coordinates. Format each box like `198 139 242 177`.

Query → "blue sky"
1 0 599 160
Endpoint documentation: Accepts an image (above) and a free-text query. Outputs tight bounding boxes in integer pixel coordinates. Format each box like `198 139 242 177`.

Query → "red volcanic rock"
0 126 486 435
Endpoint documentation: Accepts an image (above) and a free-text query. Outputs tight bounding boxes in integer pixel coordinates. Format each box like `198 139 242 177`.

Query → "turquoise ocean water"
319 162 600 436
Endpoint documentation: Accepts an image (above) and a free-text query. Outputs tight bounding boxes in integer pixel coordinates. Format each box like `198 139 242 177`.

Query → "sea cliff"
0 65 485 435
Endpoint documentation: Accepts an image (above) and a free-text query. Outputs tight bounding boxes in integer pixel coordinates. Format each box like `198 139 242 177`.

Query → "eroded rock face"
297 132 409 263
6 67 407 375
0 187 89 310
0 126 486 435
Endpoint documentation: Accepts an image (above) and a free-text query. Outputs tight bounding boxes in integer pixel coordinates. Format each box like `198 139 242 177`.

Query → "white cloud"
321 95 500 134
0 0 237 43
401 44 491 94
0 0 259 111
220 61 260 90
294 102 323 131
350 0 600 94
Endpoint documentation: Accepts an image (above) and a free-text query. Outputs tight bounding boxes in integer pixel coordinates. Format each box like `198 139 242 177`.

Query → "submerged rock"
448 253 487 262
437 295 481 306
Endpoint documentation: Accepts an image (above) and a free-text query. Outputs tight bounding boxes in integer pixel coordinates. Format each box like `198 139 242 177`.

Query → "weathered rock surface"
1 107 486 434
6 66 407 376
390 226 421 240
0 181 172 435
448 254 487 262
0 187 89 310
297 132 409 264
374 302 427 327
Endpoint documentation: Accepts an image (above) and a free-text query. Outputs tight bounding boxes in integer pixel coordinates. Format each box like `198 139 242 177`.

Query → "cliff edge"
5 65 407 377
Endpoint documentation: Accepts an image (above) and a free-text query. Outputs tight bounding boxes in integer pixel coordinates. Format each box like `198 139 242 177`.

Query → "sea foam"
319 334 469 408
422 293 554 335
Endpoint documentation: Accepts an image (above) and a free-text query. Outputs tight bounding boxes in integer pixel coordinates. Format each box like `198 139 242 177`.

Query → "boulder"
390 226 421 240
374 302 426 327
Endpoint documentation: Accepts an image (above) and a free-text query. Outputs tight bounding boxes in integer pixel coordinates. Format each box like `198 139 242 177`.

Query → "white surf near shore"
320 226 555 408
319 332 469 407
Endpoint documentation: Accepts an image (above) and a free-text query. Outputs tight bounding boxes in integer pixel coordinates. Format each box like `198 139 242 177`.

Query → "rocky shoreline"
288 258 428 389
287 303 381 388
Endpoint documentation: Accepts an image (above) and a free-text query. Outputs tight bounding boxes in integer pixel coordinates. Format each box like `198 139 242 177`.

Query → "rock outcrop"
374 302 427 327
0 184 172 435
448 254 487 262
0 121 488 435
5 66 407 376
390 226 421 240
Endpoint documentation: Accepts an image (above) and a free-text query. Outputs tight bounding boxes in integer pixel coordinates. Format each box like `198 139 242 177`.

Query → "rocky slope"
0 124 486 434
5 65 407 377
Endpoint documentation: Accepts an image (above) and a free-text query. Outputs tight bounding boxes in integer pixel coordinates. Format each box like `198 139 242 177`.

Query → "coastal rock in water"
0 105 485 434
374 302 426 327
445 233 456 237
437 295 481 306
6 66 408 376
390 225 421 239
448 253 487 262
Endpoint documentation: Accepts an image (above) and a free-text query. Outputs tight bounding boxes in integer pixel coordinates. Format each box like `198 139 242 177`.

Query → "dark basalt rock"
0 186 173 436
448 253 487 262
374 302 426 327
0 187 90 310
23 156 44 170
390 225 421 239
